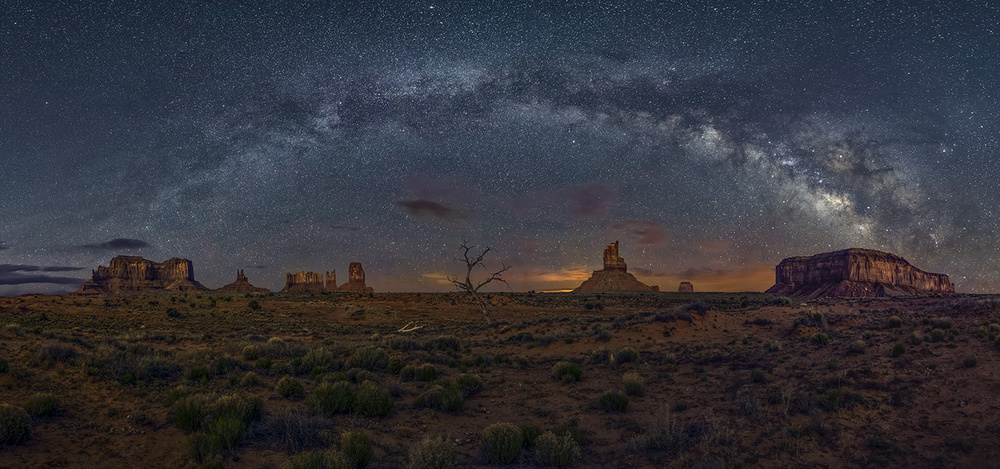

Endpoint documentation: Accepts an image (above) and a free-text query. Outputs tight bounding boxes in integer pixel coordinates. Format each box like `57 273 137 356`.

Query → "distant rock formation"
678 281 694 292
325 271 337 291
339 262 374 293
765 248 955 299
217 269 270 293
73 256 208 295
282 271 326 292
573 241 659 292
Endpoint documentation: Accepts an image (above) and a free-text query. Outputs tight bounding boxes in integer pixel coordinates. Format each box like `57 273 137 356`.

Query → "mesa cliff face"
282 264 372 293
765 248 955 299
339 262 374 293
73 256 208 295
573 241 658 292
282 271 326 292
217 269 270 293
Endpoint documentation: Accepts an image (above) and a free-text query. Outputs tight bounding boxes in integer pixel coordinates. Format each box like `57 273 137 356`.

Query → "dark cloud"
81 238 150 250
0 264 86 286
397 200 463 221
567 183 615 219
613 220 669 245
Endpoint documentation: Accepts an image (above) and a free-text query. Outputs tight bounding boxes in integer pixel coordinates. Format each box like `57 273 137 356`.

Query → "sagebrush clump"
0 403 31 445
534 431 581 468
480 422 524 464
408 435 458 469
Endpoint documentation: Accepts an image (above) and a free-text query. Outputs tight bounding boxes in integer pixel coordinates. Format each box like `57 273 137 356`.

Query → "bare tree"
448 241 511 324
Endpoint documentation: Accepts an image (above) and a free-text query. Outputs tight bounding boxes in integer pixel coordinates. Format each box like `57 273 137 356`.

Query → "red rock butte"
282 262 373 293
573 241 659 292
73 256 208 295
678 281 694 293
765 248 955 300
216 269 270 293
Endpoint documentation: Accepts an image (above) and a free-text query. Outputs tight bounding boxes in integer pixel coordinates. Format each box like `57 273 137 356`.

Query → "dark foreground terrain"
1 291 999 468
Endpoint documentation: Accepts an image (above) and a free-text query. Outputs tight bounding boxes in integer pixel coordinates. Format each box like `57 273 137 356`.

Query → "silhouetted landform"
282 263 372 293
573 241 658 292
216 269 270 293
766 248 955 299
678 281 694 292
73 256 207 295
339 262 374 293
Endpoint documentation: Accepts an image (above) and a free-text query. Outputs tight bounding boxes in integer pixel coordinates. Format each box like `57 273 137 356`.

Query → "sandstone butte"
72 256 208 295
765 248 955 300
282 262 373 293
678 281 694 292
216 269 270 293
573 241 659 292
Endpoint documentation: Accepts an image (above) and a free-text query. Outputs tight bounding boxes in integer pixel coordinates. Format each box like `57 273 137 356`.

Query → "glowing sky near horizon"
2 1 999 295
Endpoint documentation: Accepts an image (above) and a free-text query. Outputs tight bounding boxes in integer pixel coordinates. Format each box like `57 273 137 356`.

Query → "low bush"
0 403 31 445
551 361 581 384
599 390 629 412
354 380 393 417
240 371 261 387
408 435 458 469
347 346 388 371
455 373 483 397
534 431 581 468
766 339 781 352
340 430 373 469
931 329 946 342
910 331 923 345
623 372 645 396
414 384 465 413
614 347 640 366
480 422 523 464
794 310 827 329
891 342 906 357
520 423 542 448
417 364 437 382
171 393 263 461
811 333 830 346
848 340 866 354
309 381 355 416
277 376 306 400
25 393 59 417
888 315 903 328
964 353 978 368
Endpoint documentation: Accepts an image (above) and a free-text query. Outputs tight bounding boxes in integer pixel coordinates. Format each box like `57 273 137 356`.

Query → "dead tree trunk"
448 241 510 324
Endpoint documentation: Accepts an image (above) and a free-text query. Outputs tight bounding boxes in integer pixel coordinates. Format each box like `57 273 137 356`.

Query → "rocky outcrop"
217 269 270 293
678 281 694 293
325 271 337 291
765 248 955 299
72 256 207 295
339 262 374 293
282 271 326 292
573 241 659 292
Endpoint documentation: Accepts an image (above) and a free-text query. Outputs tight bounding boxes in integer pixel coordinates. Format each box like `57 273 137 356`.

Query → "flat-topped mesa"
339 262 374 293
765 248 955 300
282 271 325 292
72 256 208 295
217 269 270 293
678 281 694 293
573 241 658 292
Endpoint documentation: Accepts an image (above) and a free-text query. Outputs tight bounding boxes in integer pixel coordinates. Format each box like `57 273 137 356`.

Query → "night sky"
3 1 999 295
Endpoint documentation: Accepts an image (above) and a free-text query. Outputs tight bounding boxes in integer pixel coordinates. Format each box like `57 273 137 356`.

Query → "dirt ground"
2 291 1000 468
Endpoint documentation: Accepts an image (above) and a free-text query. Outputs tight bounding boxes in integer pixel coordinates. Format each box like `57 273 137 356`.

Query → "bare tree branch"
449 241 511 324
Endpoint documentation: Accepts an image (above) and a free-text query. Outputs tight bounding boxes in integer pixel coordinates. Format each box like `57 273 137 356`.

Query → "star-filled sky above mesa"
2 0 999 295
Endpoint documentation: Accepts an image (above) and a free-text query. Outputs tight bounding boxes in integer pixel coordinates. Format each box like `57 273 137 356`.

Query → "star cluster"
2 1 999 294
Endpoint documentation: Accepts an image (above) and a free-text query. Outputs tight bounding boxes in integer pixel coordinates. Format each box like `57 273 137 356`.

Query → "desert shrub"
173 393 262 461
766 339 781 352
253 409 335 453
0 403 31 445
173 393 215 433
891 342 906 357
551 361 582 384
25 393 59 417
429 335 461 352
588 348 611 364
794 310 827 329
32 343 78 366
186 366 210 382
341 430 373 469
89 343 179 384
309 381 355 416
481 422 523 464
811 333 830 346
932 318 953 330
623 372 645 396
455 373 484 397
520 423 542 448
417 364 437 382
654 301 708 322
599 390 629 412
284 450 349 469
0 357 7 373
415 384 465 413
351 369 377 384
277 376 306 400
408 435 458 469
534 431 581 468
301 347 339 374
614 347 640 366
849 340 866 354
749 369 766 384
207 414 247 454
737 388 759 416
595 328 612 342
964 353 979 368
388 356 404 374
910 331 924 344
347 346 388 371
354 380 393 417
888 315 903 328
931 329 946 342
240 371 261 387
210 355 244 376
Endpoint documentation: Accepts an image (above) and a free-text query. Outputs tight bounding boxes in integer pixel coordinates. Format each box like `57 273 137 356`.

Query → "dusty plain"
1 291 999 468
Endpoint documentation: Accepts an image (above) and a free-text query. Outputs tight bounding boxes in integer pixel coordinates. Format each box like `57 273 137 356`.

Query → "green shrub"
210 355 242 376
520 423 542 448
277 376 306 400
848 340 866 354
32 343 78 366
284 450 349 469
623 372 645 396
480 422 523 464
186 366 210 382
888 315 903 328
388 356 404 374
309 381 355 416
173 394 215 433
417 364 437 382
910 331 923 345
415 384 464 413
240 371 261 387
931 328 946 342
534 431 581 468
794 310 827 329
599 390 629 412
347 346 388 371
430 335 461 352
455 373 483 397
749 369 766 384
341 430 373 469
891 342 906 357
766 339 781 352
301 347 338 374
964 353 978 368
551 361 581 384
614 347 640 366
0 403 31 445
400 365 417 381
407 435 458 469
173 393 262 461
811 333 830 346
207 414 247 454
354 380 393 417
25 393 59 417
